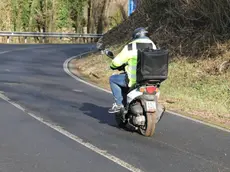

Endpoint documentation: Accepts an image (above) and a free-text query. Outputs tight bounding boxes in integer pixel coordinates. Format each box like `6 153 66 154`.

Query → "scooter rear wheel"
139 112 156 137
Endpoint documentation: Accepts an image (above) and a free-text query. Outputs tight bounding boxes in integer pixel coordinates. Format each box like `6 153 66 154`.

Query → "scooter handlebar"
104 49 114 59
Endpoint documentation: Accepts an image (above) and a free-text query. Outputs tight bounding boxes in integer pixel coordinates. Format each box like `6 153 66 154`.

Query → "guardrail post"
59 37 63 44
80 35 82 44
7 36 10 43
24 37 27 43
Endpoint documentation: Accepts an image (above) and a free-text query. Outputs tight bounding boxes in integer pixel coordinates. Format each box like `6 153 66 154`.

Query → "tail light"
146 86 157 94
139 86 158 94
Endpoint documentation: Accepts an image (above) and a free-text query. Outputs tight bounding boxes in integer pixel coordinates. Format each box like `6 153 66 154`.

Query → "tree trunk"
87 0 91 33
29 0 36 31
96 0 107 34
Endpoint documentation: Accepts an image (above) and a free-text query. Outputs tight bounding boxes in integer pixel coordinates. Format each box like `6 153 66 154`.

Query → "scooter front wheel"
139 112 156 137
115 112 127 128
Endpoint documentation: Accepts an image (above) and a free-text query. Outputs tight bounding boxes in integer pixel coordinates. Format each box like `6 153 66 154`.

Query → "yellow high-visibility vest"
111 37 156 87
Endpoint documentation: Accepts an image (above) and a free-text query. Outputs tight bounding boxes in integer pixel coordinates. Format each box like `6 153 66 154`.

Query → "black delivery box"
136 49 169 84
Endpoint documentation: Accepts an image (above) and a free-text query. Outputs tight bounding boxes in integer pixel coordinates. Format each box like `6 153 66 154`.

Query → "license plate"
146 101 156 112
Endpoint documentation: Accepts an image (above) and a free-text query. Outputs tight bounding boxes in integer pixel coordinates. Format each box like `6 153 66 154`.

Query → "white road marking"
0 46 53 55
0 47 143 172
0 91 143 172
0 48 34 54
73 89 83 93
63 52 111 94
63 51 230 133
0 51 11 54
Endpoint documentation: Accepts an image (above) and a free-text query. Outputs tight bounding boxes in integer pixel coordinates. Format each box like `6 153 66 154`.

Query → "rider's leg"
122 87 129 107
108 73 127 113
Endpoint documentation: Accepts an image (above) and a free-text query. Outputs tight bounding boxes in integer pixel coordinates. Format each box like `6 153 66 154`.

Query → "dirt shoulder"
69 52 230 130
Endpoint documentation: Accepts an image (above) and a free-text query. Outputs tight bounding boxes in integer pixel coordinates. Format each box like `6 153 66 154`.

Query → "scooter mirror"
104 49 114 59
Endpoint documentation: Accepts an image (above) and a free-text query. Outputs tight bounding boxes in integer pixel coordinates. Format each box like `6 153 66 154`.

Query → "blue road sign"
128 0 137 16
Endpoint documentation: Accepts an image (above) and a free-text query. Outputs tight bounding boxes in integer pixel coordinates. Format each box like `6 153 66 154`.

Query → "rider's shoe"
108 103 124 114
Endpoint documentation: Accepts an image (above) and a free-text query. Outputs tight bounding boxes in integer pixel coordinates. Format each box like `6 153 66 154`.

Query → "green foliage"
0 0 117 34
57 1 70 29
0 0 89 33
68 0 87 32
11 0 19 31
21 0 32 31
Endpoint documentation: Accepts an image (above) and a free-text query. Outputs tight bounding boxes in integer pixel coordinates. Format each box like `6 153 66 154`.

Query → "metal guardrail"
0 31 103 43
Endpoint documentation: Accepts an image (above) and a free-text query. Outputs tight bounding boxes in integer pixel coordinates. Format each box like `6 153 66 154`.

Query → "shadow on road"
79 102 134 133
79 102 117 126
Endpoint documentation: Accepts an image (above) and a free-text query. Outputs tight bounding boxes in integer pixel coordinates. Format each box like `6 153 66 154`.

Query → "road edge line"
0 92 142 172
63 50 230 133
0 46 143 172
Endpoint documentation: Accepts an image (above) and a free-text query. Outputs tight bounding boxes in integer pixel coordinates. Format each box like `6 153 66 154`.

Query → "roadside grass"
70 50 230 130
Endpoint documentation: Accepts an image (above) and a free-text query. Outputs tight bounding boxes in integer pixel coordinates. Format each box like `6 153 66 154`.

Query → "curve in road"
0 44 229 172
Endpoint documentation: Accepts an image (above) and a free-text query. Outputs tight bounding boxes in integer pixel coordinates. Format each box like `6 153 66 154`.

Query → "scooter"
104 49 166 137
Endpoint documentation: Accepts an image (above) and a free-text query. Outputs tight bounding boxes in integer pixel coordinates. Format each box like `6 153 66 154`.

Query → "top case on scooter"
136 48 169 84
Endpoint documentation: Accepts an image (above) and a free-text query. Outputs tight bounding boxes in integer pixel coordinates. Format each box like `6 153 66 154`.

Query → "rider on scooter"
108 27 157 113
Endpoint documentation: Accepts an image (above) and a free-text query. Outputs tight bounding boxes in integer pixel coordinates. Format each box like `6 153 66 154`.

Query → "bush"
100 0 230 58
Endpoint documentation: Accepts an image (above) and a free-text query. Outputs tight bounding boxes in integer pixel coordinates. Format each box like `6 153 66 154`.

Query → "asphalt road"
0 44 229 172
